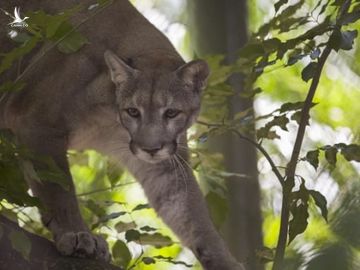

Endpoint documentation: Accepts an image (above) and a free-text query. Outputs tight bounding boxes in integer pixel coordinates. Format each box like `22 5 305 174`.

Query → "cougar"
0 0 244 269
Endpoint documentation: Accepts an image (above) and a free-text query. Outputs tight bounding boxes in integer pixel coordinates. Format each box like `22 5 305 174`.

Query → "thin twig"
196 120 285 186
76 181 136 197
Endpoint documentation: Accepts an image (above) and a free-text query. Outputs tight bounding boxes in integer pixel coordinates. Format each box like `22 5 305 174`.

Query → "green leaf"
289 201 309 243
340 144 360 162
330 29 358 51
0 81 26 94
137 232 173 248
279 101 317 113
301 62 317 82
305 150 320 170
310 190 328 222
57 30 89 54
275 0 289 12
9 230 31 260
324 146 338 166
100 211 127 222
132 204 150 212
115 221 137 233
291 110 302 125
125 229 140 242
142 257 156 265
238 42 265 60
0 37 39 75
257 128 281 140
263 38 282 53
112 240 131 268
257 115 289 140
140 225 157 232
287 53 306 66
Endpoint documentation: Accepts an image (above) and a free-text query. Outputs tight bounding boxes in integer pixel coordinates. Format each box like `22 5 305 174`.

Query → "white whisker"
176 153 193 172
174 154 188 194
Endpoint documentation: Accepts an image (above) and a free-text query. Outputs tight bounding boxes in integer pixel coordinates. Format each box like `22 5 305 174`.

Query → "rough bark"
0 215 122 270
187 1 264 269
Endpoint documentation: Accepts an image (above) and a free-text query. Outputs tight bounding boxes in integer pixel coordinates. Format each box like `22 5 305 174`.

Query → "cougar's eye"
126 108 140 118
165 109 181 119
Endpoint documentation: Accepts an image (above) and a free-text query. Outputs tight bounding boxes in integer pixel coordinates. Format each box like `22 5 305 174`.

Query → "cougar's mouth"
129 140 177 163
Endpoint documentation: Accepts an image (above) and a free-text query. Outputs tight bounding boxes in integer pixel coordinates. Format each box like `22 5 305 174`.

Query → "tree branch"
0 215 122 270
197 120 285 186
272 2 352 269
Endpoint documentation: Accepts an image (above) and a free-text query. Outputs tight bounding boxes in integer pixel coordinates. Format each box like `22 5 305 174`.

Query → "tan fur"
0 1 243 269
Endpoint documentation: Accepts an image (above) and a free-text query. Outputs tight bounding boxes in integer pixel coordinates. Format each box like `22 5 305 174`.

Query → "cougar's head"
104 50 209 163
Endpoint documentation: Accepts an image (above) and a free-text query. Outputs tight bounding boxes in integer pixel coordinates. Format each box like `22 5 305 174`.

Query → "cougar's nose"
141 145 163 156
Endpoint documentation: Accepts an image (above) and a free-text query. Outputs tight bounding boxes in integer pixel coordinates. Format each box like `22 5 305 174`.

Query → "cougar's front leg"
130 153 245 270
19 128 109 261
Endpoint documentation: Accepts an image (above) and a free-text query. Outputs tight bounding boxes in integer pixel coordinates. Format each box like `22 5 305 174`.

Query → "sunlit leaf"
140 225 157 232
100 211 127 222
132 204 150 212
115 221 137 233
137 232 173 248
142 257 156 265
112 240 131 268
125 229 140 242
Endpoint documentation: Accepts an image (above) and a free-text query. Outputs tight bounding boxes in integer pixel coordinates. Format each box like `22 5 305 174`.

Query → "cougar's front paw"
56 231 110 261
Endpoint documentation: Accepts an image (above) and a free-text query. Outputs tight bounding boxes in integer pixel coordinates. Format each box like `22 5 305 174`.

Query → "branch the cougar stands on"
0 0 244 269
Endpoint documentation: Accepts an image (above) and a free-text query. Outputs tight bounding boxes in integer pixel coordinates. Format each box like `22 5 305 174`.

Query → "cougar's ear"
176 59 210 91
104 50 136 85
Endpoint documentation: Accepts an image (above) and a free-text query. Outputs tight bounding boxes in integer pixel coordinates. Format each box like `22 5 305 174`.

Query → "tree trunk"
0 215 122 270
187 1 264 269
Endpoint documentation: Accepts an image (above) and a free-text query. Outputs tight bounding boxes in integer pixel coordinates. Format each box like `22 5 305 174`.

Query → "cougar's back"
0 0 184 131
